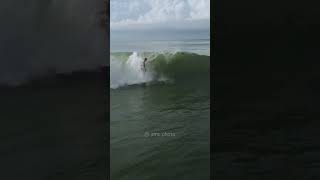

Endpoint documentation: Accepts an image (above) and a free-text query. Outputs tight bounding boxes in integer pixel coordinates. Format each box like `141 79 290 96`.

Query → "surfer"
142 58 147 72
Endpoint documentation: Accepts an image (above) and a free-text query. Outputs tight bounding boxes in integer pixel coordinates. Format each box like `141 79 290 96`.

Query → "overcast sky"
110 0 210 32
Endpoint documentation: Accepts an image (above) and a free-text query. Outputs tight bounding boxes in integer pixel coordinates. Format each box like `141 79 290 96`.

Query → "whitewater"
110 52 158 89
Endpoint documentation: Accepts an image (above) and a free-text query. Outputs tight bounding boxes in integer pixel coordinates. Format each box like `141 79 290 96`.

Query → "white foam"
110 52 155 89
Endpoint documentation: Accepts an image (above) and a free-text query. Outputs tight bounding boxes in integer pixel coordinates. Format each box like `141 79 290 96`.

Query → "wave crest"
110 51 210 89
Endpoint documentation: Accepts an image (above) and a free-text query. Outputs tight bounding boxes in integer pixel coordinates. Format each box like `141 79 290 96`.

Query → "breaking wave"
110 51 210 89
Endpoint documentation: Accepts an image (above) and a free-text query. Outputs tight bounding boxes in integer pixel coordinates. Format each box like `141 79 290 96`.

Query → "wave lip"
110 52 156 89
110 51 210 89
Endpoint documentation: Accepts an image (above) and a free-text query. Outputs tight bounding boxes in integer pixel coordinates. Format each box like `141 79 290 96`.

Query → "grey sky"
110 0 210 31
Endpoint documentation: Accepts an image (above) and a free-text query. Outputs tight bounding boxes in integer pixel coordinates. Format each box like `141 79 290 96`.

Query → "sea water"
110 34 210 180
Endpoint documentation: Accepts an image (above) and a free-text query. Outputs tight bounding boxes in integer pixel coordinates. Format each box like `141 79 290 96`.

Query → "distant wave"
110 51 210 89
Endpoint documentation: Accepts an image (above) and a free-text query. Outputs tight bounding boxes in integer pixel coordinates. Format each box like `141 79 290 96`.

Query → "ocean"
0 1 108 179
110 36 210 179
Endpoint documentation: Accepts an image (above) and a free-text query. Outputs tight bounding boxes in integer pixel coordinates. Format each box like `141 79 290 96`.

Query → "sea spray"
111 52 155 89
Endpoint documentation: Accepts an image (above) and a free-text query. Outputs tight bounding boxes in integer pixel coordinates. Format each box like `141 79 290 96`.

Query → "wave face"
0 0 107 86
110 51 210 89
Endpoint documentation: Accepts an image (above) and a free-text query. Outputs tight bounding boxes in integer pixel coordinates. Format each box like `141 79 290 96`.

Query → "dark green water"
110 54 210 180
